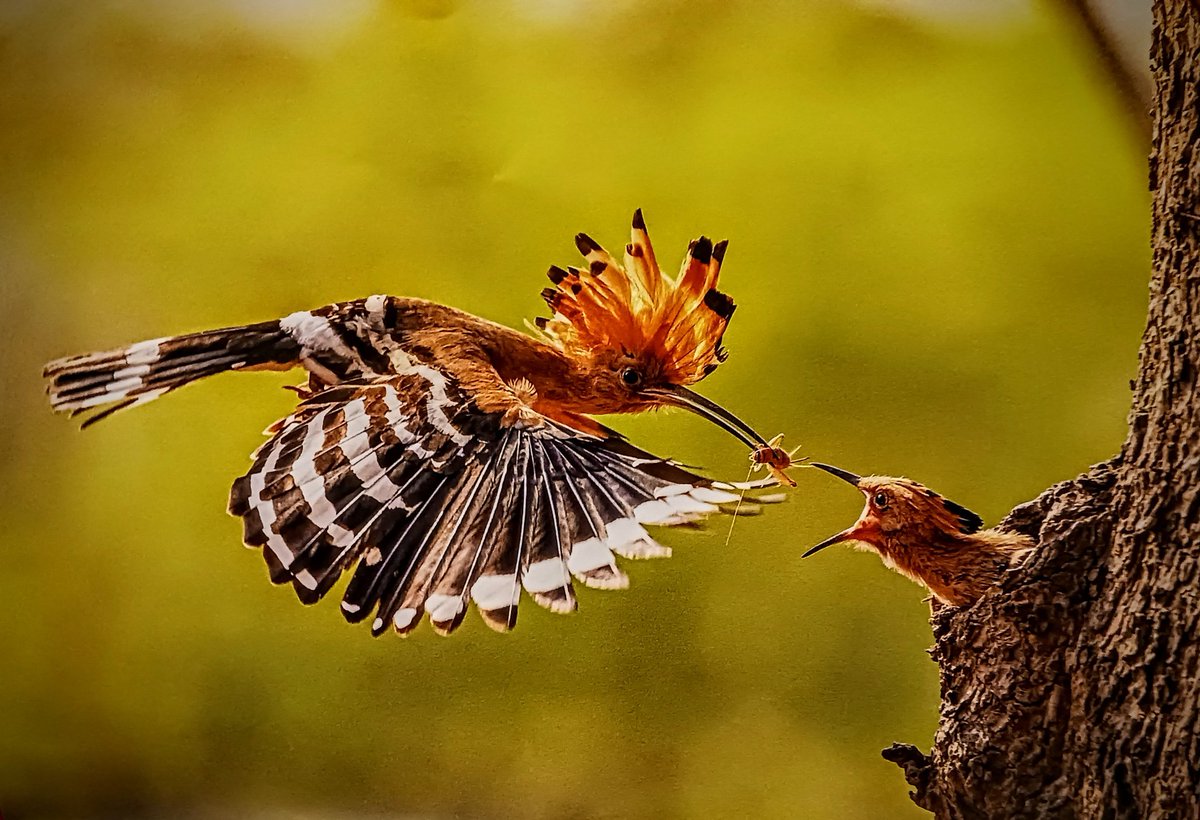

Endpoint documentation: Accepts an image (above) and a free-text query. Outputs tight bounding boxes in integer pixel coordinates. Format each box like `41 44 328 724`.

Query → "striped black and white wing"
44 295 429 427
230 373 779 637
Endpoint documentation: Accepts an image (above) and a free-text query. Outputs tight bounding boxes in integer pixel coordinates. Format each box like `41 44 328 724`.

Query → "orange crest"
533 210 736 385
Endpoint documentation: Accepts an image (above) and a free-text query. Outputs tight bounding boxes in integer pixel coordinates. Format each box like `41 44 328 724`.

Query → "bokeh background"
0 1 1149 817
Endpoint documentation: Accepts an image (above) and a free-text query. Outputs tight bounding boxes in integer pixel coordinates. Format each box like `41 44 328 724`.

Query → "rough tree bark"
881 1 1199 817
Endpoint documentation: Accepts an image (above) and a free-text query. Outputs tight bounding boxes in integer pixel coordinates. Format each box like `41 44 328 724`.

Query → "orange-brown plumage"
806 463 1034 608
358 211 768 449
533 209 736 395
42 210 783 638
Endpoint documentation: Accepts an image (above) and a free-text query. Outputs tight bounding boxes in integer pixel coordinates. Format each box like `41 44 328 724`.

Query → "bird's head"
803 463 984 558
533 209 770 448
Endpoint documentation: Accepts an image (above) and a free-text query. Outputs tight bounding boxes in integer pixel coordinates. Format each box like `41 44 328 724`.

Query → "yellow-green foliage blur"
1 1 1147 818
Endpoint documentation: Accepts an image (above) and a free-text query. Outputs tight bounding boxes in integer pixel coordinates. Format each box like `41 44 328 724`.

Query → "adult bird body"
44 211 781 637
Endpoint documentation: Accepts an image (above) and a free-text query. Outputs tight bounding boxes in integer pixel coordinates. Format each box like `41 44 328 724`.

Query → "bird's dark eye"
873 491 890 509
620 367 643 387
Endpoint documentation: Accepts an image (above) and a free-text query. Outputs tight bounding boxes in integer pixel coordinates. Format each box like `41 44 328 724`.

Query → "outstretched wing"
228 372 779 637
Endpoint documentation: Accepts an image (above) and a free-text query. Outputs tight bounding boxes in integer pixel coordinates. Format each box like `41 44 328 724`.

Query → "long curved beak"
811 462 862 487
802 528 856 558
645 384 771 449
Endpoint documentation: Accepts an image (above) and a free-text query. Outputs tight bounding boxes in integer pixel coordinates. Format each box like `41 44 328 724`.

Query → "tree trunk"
883 1 1200 816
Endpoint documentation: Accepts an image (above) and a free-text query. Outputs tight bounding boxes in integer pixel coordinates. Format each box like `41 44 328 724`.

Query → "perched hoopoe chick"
805 463 1034 608
43 210 783 638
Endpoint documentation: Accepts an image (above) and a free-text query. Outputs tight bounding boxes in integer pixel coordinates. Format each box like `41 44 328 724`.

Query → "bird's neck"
877 528 1034 607
412 312 632 429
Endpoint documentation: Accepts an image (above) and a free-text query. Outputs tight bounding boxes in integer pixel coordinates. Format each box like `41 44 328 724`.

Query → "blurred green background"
0 1 1147 817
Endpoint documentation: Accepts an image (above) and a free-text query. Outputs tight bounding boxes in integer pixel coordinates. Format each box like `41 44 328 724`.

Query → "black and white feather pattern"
227 374 778 636
43 295 411 426
45 294 782 637
43 321 301 427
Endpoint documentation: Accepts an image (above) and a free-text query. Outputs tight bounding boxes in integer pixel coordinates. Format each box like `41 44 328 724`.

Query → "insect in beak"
645 384 771 449
750 433 804 487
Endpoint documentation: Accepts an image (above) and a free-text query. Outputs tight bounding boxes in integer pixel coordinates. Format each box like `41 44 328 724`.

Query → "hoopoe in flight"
804 463 1034 608
44 210 783 637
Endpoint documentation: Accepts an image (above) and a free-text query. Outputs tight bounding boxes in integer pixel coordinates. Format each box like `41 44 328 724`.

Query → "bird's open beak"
645 384 771 449
802 527 858 558
804 463 867 557
811 462 862 487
